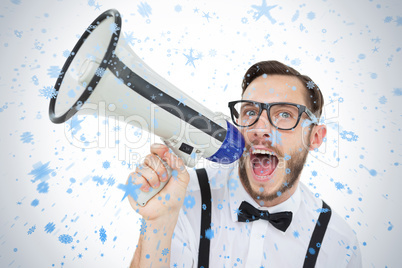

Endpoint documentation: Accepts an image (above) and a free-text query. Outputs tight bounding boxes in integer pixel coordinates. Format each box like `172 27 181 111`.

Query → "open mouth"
250 148 279 179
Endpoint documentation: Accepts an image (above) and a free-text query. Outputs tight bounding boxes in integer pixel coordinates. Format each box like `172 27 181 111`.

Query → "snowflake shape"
39 86 58 99
334 182 345 191
378 96 387 104
27 225 36 235
306 81 315 89
109 23 120 35
95 67 106 77
161 248 170 256
102 160 111 169
340 130 358 142
209 49 217 57
59 234 73 244
228 178 239 191
37 181 49 193
384 16 393 23
183 195 196 209
99 227 107 244
140 218 147 235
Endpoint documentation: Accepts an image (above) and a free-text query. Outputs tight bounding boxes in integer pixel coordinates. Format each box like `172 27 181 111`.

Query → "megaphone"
49 9 244 206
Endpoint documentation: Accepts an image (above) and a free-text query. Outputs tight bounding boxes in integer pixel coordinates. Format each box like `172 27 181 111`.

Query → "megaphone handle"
135 155 173 207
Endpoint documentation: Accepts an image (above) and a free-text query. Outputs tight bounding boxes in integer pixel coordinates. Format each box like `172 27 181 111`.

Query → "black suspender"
194 168 332 268
303 200 332 268
196 168 211 268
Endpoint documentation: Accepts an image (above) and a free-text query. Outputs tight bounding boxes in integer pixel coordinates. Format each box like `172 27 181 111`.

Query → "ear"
309 125 327 151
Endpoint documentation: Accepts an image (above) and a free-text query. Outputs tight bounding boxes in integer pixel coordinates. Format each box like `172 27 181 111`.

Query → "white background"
0 0 401 267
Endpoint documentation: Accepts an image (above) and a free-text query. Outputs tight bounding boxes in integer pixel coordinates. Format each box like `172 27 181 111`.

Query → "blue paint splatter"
392 88 402 96
137 2 152 18
293 230 300 238
47 66 61 78
358 54 366 60
307 11 316 20
31 199 39 207
44 222 56 233
27 225 36 235
205 228 214 240
268 129 282 146
28 161 53 182
20 132 34 143
291 10 299 22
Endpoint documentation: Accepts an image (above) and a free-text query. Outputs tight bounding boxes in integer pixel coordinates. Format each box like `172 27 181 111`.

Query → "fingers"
127 171 150 192
150 143 186 173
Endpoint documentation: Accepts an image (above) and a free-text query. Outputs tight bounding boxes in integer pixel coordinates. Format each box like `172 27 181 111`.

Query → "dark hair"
242 60 324 118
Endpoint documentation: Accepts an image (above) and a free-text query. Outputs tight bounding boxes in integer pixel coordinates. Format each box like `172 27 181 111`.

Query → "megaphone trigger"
135 154 173 207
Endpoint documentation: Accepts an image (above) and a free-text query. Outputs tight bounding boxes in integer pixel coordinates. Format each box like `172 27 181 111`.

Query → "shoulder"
186 161 238 192
299 182 357 239
298 182 361 265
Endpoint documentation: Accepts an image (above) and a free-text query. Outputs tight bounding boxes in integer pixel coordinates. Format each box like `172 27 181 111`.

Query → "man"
128 61 362 267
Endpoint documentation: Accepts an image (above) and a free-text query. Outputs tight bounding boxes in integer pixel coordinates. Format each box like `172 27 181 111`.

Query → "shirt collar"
228 164 301 223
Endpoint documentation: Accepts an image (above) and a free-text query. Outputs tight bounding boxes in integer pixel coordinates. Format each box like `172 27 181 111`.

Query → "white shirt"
171 161 362 268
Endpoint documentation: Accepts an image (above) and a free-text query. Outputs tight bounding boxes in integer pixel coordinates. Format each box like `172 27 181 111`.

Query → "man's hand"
127 143 190 221
128 143 190 268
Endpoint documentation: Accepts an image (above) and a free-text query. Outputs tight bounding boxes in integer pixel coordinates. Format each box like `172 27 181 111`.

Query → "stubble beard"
238 145 309 204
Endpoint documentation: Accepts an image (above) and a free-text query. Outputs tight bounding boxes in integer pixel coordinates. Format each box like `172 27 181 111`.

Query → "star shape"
183 49 199 68
177 95 187 106
252 0 277 24
117 175 142 201
95 2 102 10
202 12 211 22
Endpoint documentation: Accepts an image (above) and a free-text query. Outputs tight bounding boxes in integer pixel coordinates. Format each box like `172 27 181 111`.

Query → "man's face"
238 74 315 206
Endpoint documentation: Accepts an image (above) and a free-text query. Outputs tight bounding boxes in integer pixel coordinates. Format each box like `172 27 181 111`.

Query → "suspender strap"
303 200 332 268
195 168 212 268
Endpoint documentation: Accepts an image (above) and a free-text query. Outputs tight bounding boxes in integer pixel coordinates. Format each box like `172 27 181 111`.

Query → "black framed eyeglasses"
228 100 317 130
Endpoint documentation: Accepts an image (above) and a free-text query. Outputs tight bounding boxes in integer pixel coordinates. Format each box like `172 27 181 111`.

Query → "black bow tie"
237 201 293 232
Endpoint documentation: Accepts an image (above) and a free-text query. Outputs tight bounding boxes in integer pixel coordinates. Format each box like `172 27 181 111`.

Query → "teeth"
252 149 275 156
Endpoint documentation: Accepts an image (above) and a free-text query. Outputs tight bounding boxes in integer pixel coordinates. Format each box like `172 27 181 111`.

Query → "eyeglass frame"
228 100 317 130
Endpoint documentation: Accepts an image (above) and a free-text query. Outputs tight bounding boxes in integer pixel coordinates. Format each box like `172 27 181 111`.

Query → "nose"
246 109 274 143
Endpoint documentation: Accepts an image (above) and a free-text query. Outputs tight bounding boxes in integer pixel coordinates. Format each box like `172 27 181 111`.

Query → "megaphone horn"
49 9 245 206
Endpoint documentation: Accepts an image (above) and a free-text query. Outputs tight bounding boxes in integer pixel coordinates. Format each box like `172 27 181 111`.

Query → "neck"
256 181 299 207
